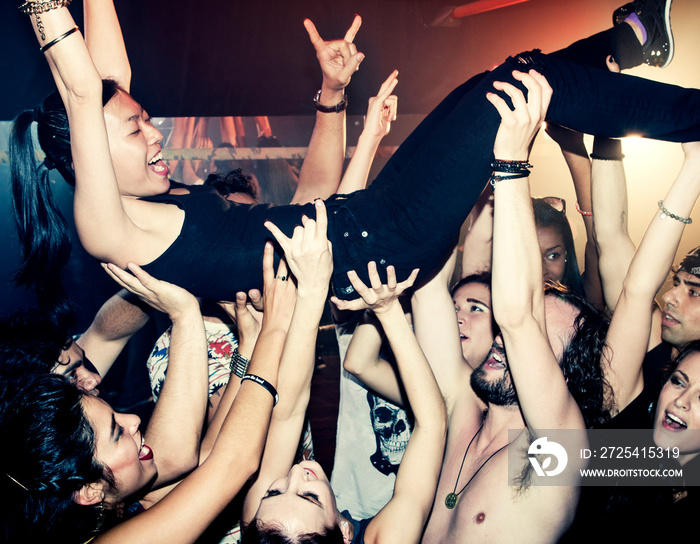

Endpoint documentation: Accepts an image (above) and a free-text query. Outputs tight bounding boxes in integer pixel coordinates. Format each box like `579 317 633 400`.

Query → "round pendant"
660 212 668 220
445 493 458 509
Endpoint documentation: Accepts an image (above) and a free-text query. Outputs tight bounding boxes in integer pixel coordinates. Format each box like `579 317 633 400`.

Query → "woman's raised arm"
84 0 131 90
604 142 700 413
22 2 142 262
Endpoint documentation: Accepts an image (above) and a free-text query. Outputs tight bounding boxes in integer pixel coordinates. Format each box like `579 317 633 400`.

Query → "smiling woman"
102 92 173 198
0 374 117 542
652 345 700 466
532 197 585 299
0 242 293 544
75 394 157 508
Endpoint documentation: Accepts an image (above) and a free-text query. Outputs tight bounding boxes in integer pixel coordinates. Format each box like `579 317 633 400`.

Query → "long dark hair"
9 80 121 326
242 519 344 544
0 310 72 414
533 198 585 299
0 373 112 544
545 282 612 428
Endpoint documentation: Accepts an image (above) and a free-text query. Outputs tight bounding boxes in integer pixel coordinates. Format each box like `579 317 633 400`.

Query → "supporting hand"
101 262 198 322
264 199 334 296
331 262 419 314
219 293 263 355
259 242 297 332
487 69 552 161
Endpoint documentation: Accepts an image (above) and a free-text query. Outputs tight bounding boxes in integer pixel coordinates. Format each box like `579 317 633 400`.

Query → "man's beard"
470 365 517 407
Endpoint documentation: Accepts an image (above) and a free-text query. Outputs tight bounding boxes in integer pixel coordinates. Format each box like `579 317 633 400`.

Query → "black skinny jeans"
325 24 700 298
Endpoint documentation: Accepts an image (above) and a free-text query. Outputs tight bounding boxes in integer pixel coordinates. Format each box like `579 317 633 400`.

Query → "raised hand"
259 241 297 332
304 15 364 92
331 262 419 314
487 69 552 161
219 293 263 352
364 70 399 140
101 262 198 321
264 199 334 295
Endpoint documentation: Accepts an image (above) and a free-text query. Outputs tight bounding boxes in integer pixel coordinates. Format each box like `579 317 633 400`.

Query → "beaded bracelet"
313 90 348 113
575 202 593 217
19 0 73 41
490 159 533 173
241 374 279 405
658 200 692 225
230 347 250 379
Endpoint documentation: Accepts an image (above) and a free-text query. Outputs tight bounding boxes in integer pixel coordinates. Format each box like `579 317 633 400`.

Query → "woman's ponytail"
10 102 73 326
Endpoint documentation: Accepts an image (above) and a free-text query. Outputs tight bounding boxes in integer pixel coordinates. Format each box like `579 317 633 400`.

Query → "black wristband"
489 172 530 190
241 374 279 405
591 137 624 161
313 90 348 113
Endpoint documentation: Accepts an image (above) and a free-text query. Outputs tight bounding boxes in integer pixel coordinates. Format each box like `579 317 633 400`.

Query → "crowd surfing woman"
12 1 700 310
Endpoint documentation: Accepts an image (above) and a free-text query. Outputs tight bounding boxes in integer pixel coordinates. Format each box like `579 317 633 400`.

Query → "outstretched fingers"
377 70 399 98
101 262 147 295
262 241 277 286
488 70 551 159
264 220 291 256
101 262 196 318
343 14 362 43
330 263 420 313
314 197 328 239
303 18 324 52
513 69 552 121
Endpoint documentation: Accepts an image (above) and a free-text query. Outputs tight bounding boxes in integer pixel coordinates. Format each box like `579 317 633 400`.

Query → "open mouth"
485 347 506 370
664 411 687 430
147 151 169 175
662 313 680 327
139 435 154 460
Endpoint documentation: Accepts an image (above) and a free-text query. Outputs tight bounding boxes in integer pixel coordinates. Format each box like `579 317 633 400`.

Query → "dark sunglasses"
541 196 566 213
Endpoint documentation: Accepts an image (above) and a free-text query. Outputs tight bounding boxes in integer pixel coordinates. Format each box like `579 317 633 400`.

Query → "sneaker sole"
656 0 674 68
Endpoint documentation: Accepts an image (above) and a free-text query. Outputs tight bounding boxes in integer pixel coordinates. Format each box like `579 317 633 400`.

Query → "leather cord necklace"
445 422 509 509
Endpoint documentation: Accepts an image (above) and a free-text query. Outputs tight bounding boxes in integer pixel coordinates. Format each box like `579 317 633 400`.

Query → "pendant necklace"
445 422 509 509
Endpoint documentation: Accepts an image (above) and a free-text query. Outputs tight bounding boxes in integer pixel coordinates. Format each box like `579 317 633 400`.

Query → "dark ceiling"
0 0 615 120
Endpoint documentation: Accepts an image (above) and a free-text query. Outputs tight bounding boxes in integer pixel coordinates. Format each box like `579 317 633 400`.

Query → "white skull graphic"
368 392 411 475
